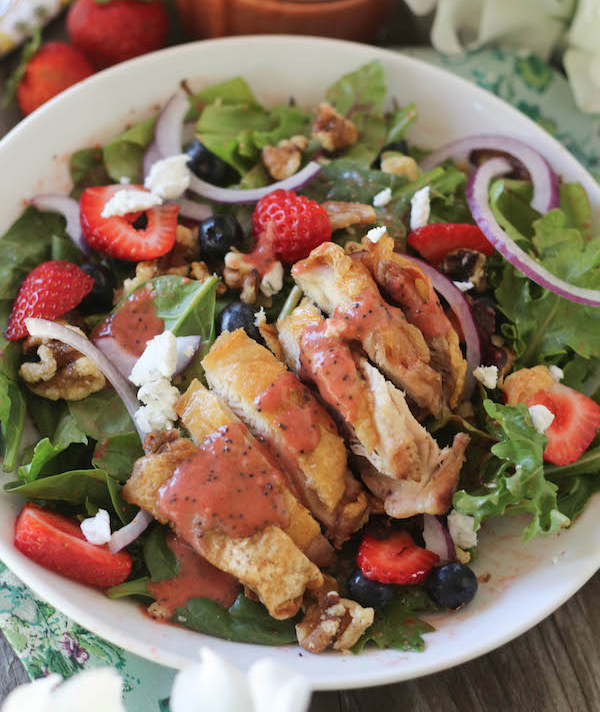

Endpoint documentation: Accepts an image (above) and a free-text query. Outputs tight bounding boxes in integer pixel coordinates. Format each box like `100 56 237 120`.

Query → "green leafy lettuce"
103 117 157 183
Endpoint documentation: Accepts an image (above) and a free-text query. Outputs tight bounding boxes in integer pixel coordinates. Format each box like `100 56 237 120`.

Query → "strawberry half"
14 503 132 589
5 260 94 340
80 185 179 261
527 383 600 466
357 530 439 585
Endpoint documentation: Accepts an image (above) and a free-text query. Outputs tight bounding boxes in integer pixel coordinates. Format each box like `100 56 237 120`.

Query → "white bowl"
1 36 599 690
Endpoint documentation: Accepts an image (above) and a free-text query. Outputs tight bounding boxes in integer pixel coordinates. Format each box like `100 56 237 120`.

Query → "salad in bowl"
1 58 600 658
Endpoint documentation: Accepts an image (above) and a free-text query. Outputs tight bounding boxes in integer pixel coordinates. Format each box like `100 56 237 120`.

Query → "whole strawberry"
252 189 331 264
5 261 94 340
67 0 168 69
16 42 95 116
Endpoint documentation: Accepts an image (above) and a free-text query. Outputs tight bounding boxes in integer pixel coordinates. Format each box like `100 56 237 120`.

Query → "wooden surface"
1 12 600 712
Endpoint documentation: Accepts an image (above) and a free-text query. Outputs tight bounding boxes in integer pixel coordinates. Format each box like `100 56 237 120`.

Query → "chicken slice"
201 329 369 547
291 242 445 417
356 235 466 409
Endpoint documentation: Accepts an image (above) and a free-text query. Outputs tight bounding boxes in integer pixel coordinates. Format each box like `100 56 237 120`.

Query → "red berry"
252 189 331 264
80 185 179 261
408 223 494 265
17 42 95 116
14 503 132 589
67 0 168 69
5 261 94 341
526 383 600 466
357 530 439 585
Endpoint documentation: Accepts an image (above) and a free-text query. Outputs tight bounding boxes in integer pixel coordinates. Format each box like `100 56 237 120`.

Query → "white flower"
80 508 111 545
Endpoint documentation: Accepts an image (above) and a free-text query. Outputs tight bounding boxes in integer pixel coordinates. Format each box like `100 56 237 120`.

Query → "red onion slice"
402 255 481 399
467 158 600 307
423 514 455 564
177 199 212 222
94 336 139 381
108 509 154 554
154 91 189 160
31 194 90 254
143 139 163 180
174 334 202 375
420 134 560 213
187 161 322 204
24 318 145 441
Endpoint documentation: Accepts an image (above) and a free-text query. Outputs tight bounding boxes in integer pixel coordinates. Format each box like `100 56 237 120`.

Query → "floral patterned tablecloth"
0 46 598 712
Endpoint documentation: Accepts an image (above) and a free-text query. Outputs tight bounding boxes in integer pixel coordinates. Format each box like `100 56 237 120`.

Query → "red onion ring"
31 194 90 254
154 91 189 161
24 318 146 441
174 335 203 375
143 139 163 179
420 134 560 213
467 158 600 307
402 256 481 398
177 198 212 222
187 161 322 204
108 509 154 554
423 514 455 564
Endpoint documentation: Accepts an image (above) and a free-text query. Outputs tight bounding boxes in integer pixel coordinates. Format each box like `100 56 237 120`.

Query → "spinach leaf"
453 400 570 540
51 235 82 263
27 395 65 440
556 474 600 522
0 301 21 381
0 375 26 472
69 147 111 199
144 524 179 582
107 577 153 600
385 103 418 145
68 390 136 441
176 593 298 645
92 433 143 483
107 475 137 524
187 77 260 121
103 117 157 183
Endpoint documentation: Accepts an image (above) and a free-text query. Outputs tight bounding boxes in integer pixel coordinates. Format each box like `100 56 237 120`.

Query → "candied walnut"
322 201 377 232
144 429 180 455
296 590 374 654
262 136 308 181
115 261 159 303
380 154 419 181
20 325 106 401
502 366 555 406
311 103 358 152
223 250 260 304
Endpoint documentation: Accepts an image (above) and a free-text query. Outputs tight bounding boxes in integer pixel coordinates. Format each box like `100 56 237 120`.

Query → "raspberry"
252 190 331 264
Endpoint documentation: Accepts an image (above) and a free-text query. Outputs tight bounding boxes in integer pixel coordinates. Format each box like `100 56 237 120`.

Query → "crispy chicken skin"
201 329 369 546
355 235 466 409
291 242 445 417
123 431 323 620
177 379 334 567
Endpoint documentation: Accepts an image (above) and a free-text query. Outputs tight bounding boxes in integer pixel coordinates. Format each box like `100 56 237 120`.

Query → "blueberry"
79 263 116 314
198 215 244 258
424 563 478 610
347 568 394 610
185 140 233 186
219 302 262 342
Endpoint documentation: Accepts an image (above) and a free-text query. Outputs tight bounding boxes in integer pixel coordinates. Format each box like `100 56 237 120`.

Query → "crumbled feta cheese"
453 280 474 292
365 226 387 244
372 187 392 208
254 307 266 328
144 154 191 200
549 365 564 382
473 364 498 389
260 261 284 297
135 377 180 432
183 344 195 359
80 509 111 545
448 510 479 550
130 331 178 386
410 186 430 231
119 176 131 185
528 404 555 434
101 189 162 218
552 556 559 565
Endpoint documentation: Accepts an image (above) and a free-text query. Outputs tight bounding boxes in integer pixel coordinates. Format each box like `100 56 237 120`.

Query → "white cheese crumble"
119 176 131 185
528 404 555 434
365 226 387 244
260 261 284 297
409 186 430 231
549 365 564 382
101 189 162 218
448 510 480 550
80 509 111 546
135 378 180 432
372 187 392 208
473 364 498 389
144 154 192 200
254 307 266 328
130 331 178 386
453 280 474 292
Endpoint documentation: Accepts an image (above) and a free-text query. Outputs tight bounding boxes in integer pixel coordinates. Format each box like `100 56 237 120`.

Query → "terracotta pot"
173 0 395 43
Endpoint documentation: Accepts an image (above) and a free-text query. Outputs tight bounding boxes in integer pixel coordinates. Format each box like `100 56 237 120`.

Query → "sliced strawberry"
408 223 494 264
5 260 93 340
14 503 132 589
80 185 179 261
526 383 600 466
357 530 439 585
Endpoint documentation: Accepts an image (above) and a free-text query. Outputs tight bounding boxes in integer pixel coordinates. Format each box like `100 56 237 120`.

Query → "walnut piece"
311 103 358 152
20 325 106 401
223 250 260 304
380 153 419 181
262 136 309 181
322 201 377 231
296 590 374 654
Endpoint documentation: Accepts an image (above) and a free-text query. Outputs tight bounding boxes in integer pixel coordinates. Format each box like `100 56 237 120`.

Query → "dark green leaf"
69 147 111 199
0 374 26 472
107 475 137 524
385 103 418 145
2 28 42 109
0 301 21 381
106 577 153 599
144 524 179 582
556 474 600 522
103 117 157 183
545 445 600 481
68 390 137 441
92 433 143 483
51 235 82 263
